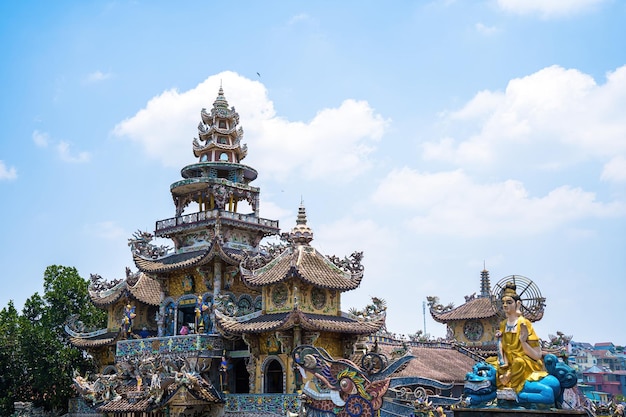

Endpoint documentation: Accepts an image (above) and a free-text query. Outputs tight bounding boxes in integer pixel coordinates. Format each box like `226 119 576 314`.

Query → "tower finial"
290 202 313 245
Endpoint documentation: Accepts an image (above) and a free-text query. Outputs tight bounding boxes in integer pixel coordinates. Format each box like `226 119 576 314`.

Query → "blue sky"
1 0 625 345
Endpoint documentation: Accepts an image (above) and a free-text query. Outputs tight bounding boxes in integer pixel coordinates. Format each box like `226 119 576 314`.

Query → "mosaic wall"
225 393 300 415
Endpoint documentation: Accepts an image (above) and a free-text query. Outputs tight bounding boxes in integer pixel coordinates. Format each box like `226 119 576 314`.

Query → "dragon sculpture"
425 296 454 314
128 230 171 258
293 345 460 417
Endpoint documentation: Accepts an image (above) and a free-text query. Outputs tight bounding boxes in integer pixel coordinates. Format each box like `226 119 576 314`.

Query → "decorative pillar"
293 326 302 392
213 261 222 298
211 261 222 333
157 288 165 337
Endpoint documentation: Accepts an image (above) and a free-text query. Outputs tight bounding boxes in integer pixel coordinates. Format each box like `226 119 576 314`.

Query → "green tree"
0 302 23 416
42 265 105 332
0 265 106 414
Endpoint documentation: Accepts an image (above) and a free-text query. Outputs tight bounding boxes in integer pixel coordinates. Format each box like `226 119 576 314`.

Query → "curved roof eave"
430 297 497 323
132 247 213 273
215 309 385 336
127 273 162 306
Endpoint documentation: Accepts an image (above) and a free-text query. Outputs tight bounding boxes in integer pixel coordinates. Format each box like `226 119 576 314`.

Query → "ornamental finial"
290 202 313 245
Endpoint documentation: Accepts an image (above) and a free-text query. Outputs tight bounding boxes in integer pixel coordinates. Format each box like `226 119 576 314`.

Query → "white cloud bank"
378 64 626 238
424 65 626 177
496 0 606 18
370 167 625 237
113 71 388 183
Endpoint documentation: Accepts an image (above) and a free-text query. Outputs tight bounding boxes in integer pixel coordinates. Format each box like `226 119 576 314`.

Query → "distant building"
428 269 500 355
582 365 623 399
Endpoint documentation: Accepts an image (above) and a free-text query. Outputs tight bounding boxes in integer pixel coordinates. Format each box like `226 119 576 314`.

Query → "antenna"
422 301 426 334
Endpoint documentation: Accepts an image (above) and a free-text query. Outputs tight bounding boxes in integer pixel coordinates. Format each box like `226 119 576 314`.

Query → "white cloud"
33 130 49 147
288 13 309 25
475 22 498 35
424 65 626 172
0 160 17 180
113 71 388 183
370 167 626 237
496 0 606 18
33 130 91 163
56 141 91 163
85 71 112 83
601 155 626 183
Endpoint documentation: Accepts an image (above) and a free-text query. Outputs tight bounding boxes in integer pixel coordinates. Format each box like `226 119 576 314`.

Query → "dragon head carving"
293 345 390 417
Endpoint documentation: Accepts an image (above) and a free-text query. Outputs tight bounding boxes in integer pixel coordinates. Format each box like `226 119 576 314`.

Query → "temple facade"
67 88 385 417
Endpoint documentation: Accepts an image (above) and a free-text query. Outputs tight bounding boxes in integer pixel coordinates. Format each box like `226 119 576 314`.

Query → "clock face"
463 320 484 341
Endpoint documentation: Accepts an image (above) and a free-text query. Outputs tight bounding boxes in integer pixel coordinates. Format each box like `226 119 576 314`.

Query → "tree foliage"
0 265 106 415
0 301 24 416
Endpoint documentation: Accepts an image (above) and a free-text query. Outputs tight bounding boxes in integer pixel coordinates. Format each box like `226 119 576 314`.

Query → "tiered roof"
216 204 383 336
240 245 363 291
240 205 363 291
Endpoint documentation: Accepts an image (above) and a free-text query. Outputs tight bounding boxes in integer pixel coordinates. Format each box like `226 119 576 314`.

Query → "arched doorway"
233 359 250 393
264 359 284 393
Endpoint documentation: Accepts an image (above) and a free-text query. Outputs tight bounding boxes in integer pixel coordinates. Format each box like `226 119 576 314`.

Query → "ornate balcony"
155 209 279 237
115 334 224 358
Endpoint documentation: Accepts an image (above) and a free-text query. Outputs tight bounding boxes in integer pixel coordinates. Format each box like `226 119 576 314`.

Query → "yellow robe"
498 316 547 392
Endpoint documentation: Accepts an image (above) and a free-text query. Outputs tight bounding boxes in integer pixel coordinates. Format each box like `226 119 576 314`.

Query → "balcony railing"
155 210 279 235
116 334 224 358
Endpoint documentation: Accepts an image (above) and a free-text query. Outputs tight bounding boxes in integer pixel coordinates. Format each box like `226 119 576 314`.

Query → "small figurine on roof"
121 304 136 338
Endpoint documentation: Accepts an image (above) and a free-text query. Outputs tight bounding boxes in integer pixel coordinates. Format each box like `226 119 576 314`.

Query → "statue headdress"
502 282 518 299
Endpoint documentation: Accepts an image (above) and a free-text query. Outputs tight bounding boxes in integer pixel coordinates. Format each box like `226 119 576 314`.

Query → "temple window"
219 152 229 161
218 136 228 144
200 154 208 162
219 120 226 129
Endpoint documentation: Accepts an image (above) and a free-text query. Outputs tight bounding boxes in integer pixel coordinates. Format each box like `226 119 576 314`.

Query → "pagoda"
66 87 384 416
428 269 499 354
